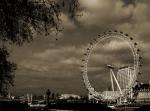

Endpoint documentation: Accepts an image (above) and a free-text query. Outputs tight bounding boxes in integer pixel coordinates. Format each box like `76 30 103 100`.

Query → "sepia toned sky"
9 0 150 95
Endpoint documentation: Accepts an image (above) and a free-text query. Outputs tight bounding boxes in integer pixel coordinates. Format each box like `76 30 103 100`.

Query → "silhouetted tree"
46 89 51 103
56 92 60 99
0 47 16 96
0 0 80 96
51 92 55 99
0 0 80 45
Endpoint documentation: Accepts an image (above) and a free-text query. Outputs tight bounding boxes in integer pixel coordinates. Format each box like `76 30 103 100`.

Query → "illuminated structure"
134 83 150 103
117 66 134 90
102 91 120 101
59 94 80 100
81 30 142 103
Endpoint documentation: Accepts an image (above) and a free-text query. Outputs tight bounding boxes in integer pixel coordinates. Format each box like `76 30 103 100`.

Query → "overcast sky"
8 0 150 96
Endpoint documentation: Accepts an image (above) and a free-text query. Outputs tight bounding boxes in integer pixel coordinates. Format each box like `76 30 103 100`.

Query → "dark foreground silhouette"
46 102 115 111
135 104 150 111
1 101 150 111
0 101 28 111
0 101 115 111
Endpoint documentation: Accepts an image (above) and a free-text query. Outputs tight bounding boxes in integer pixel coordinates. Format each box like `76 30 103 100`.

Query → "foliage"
0 0 80 96
0 47 17 96
0 0 80 45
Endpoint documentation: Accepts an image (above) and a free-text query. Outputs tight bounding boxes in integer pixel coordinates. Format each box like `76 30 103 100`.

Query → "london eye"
81 30 142 102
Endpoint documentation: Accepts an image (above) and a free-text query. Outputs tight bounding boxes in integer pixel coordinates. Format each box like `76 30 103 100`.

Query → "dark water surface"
1 101 150 111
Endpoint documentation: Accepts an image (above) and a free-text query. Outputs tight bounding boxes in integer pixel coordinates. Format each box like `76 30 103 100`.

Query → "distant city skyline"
8 0 150 95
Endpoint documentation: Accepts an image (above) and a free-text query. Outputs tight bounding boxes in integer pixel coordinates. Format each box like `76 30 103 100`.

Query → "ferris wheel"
81 30 142 101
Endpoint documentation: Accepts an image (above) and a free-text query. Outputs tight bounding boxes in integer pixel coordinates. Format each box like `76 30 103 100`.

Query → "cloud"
60 13 76 30
79 0 135 27
101 40 130 51
60 57 80 65
16 46 82 79
9 0 150 95
20 61 49 72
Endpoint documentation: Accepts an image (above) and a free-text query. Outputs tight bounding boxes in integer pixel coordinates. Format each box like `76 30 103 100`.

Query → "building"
102 91 120 101
134 83 150 103
59 94 80 100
